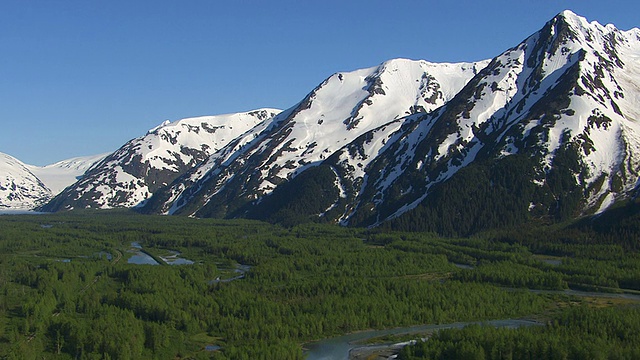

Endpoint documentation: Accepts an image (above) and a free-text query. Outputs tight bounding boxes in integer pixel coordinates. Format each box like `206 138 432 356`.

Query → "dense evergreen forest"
399 306 640 359
1 209 639 359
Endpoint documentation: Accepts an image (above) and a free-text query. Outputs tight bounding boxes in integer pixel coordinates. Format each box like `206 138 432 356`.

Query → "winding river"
304 287 640 360
304 319 541 360
127 242 194 265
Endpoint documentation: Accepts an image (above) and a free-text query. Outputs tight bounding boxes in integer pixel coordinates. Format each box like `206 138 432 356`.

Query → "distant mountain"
41 109 280 211
38 11 640 235
27 153 108 195
0 153 106 211
0 152 51 210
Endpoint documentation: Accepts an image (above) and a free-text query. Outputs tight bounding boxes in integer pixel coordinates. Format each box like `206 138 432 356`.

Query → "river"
304 319 540 360
127 242 194 265
159 250 195 265
127 242 160 265
304 286 640 360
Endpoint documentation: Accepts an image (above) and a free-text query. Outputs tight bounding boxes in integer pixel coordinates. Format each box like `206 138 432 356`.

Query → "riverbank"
304 319 542 360
305 286 640 359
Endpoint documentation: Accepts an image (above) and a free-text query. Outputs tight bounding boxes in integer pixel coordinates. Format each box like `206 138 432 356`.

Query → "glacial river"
304 319 541 360
127 242 194 265
304 287 640 360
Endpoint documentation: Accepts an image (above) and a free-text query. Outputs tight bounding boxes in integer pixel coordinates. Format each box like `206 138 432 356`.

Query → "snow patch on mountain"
259 58 489 186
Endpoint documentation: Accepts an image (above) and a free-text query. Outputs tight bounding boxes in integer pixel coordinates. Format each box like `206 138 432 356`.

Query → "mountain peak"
556 10 607 29
555 9 640 37
557 10 584 22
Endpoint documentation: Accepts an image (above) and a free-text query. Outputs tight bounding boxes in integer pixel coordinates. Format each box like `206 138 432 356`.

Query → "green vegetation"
0 209 639 359
399 307 640 360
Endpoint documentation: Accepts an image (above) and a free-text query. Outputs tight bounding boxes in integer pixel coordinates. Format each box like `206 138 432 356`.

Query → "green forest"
1 209 639 359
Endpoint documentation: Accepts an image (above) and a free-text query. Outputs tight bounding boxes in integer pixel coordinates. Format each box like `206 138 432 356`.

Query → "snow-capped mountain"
42 109 281 211
40 11 640 235
0 152 51 210
322 10 640 233
140 58 488 217
1 153 107 211
27 153 109 195
139 10 640 234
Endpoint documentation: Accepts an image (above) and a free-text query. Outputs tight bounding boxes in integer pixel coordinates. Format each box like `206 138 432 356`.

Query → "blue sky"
1 0 639 165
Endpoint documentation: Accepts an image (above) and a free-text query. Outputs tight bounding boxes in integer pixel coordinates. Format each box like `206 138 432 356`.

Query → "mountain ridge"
5 10 640 236
141 58 489 218
189 9 640 233
40 109 281 211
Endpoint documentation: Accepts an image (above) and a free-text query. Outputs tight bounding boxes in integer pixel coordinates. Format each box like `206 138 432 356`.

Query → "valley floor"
1 210 639 359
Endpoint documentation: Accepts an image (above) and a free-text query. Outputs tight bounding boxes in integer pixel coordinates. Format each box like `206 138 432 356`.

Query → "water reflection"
128 253 160 265
159 250 195 265
127 242 159 265
127 243 195 265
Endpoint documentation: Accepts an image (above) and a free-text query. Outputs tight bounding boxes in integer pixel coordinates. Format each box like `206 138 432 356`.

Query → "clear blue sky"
1 0 638 165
